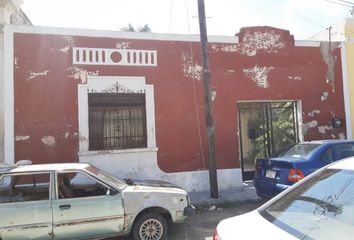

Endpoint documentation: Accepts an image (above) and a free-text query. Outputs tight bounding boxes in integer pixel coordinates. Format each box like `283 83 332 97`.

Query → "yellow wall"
345 43 354 138
343 19 354 139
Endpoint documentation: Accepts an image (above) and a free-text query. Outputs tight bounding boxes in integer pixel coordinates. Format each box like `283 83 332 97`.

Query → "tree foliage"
120 24 151 33
244 102 297 163
138 24 151 32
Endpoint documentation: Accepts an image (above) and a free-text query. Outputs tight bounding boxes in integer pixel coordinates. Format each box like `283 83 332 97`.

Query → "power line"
292 11 326 28
271 0 325 28
184 0 207 170
168 0 174 33
321 0 353 8
337 0 354 5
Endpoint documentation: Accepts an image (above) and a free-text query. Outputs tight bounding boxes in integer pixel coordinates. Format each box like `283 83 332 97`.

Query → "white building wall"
307 18 354 42
0 0 22 163
80 150 243 192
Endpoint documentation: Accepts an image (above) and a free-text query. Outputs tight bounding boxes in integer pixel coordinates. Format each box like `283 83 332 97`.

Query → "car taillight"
288 169 304 182
213 229 219 240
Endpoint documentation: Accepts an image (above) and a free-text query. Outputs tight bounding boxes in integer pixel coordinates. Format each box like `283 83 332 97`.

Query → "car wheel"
132 212 167 240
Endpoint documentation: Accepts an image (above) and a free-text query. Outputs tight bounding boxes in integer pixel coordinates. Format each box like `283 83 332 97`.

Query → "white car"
0 162 195 240
214 156 354 240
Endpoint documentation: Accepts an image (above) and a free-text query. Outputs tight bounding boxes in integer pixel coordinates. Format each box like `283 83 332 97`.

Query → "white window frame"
78 76 156 153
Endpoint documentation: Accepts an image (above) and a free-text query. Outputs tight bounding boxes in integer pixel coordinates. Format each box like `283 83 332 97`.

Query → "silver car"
214 156 354 240
0 161 194 240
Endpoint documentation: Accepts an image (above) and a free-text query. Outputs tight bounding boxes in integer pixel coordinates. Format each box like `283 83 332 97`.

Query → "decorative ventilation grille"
73 47 157 67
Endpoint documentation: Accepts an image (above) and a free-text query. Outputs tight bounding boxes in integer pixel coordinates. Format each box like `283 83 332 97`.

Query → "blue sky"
22 0 352 39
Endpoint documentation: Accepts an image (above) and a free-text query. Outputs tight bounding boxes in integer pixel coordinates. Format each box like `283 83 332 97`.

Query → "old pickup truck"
0 161 195 240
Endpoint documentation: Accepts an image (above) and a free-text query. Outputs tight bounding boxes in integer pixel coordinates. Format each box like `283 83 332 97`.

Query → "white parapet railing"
73 47 157 67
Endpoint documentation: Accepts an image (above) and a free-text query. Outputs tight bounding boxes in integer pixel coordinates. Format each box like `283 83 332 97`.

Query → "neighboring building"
10 8 31 25
309 18 354 140
0 0 24 172
0 1 348 192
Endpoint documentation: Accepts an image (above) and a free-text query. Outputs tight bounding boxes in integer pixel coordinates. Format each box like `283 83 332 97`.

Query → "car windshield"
278 143 321 158
259 168 354 240
86 165 127 190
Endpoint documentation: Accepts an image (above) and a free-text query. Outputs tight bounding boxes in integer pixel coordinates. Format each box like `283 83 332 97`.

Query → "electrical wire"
336 0 354 5
271 0 325 28
184 0 207 169
321 0 353 8
168 0 174 33
292 10 326 28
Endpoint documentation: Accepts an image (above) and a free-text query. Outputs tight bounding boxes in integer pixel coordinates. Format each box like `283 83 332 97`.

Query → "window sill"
79 147 158 156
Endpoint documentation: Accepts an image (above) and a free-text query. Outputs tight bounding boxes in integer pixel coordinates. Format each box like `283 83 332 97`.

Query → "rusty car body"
0 162 194 240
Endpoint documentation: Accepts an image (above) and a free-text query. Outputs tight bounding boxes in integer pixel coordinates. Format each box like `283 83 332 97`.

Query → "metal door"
238 102 299 180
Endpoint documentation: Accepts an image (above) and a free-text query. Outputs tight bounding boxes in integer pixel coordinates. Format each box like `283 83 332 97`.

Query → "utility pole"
197 0 219 198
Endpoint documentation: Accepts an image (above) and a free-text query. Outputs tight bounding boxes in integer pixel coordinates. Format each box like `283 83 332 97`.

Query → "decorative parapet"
73 47 157 67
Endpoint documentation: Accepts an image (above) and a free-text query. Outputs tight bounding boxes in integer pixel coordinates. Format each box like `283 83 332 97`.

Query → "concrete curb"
188 184 261 206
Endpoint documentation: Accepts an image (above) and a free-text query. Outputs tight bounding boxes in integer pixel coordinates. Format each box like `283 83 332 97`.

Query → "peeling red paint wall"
14 34 79 164
13 26 346 172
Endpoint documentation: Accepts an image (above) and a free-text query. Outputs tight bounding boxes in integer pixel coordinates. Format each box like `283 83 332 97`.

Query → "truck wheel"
132 213 167 240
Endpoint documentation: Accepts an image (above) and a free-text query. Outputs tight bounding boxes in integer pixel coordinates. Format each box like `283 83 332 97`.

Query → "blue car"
254 140 354 199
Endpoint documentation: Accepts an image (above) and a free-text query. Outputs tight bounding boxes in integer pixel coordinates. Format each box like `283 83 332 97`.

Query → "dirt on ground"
107 200 264 240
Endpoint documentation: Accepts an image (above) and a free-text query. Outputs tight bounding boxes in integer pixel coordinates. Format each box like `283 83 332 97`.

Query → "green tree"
120 23 135 32
138 24 151 32
120 24 151 33
246 102 297 161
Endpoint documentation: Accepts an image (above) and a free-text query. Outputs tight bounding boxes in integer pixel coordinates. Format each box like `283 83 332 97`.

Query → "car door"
319 147 334 166
0 172 53 240
52 171 124 240
333 143 354 161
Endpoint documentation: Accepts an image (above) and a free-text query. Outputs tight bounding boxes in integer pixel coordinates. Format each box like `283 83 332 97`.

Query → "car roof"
0 162 91 174
300 139 354 145
328 156 354 170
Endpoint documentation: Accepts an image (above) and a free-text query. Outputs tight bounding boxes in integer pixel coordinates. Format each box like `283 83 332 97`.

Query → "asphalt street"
106 200 263 240
105 184 262 239
168 201 263 240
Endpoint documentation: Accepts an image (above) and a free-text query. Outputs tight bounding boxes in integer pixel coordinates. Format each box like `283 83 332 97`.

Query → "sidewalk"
188 182 260 206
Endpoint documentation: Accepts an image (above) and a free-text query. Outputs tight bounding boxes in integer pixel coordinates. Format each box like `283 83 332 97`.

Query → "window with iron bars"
88 93 147 150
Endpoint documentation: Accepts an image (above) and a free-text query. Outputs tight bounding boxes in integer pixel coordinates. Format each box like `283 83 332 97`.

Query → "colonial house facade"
0 1 348 192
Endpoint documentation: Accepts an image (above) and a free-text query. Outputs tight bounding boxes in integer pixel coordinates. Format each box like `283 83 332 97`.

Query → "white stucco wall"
81 149 243 192
2 27 14 165
0 30 4 163
308 19 346 41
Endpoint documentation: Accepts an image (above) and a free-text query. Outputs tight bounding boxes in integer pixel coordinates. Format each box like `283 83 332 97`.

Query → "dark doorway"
238 101 300 180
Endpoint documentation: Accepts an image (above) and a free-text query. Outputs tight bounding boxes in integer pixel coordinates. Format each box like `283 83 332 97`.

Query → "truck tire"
132 212 167 240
